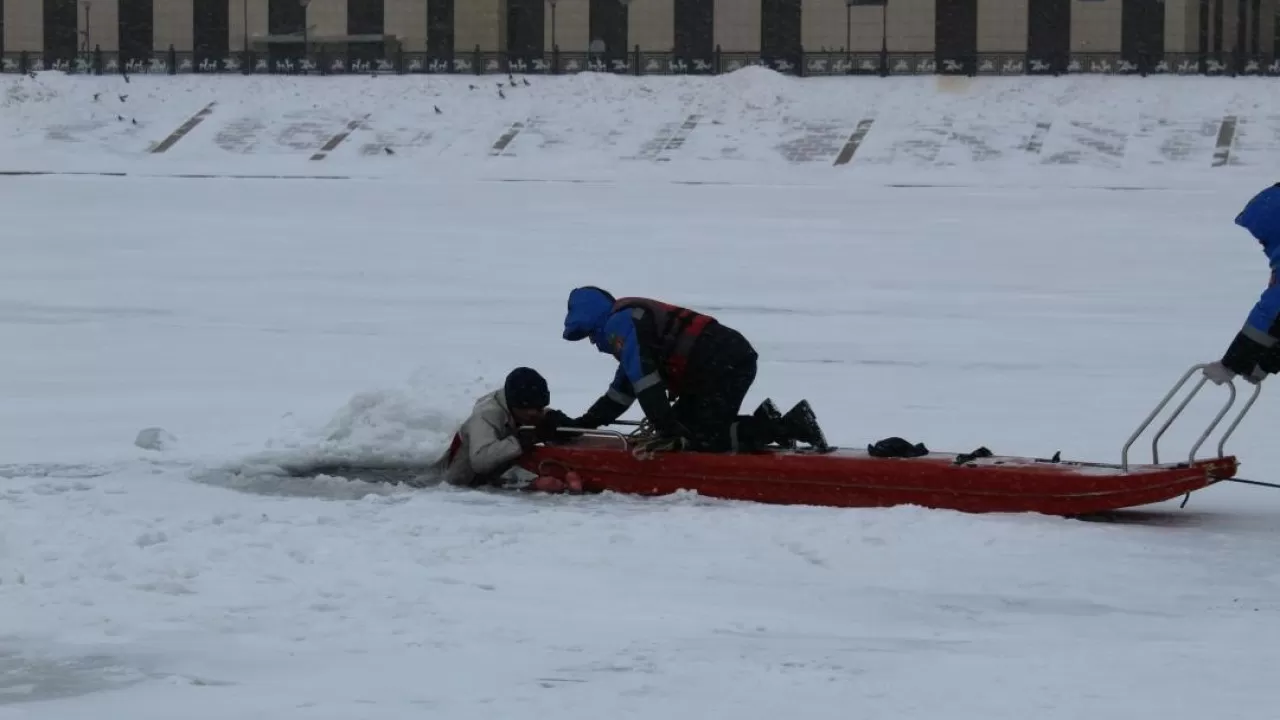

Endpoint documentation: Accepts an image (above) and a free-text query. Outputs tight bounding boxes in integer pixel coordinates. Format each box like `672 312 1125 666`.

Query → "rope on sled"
627 419 682 460
628 418 656 440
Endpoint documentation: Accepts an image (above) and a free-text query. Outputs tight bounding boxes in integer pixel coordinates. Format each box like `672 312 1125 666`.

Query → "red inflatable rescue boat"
520 364 1262 516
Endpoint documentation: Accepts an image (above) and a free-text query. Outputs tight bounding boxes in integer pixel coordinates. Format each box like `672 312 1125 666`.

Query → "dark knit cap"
504 367 550 410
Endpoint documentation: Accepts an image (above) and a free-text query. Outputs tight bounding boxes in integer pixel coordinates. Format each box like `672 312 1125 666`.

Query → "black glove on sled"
634 382 690 440
1219 331 1272 377
536 409 576 443
516 427 539 453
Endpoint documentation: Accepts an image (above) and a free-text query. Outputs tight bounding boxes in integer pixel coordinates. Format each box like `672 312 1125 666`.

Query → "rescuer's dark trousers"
670 324 772 453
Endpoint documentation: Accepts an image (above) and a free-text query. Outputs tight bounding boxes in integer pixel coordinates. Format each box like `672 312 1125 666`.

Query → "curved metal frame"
1121 363 1263 471
519 425 632 451
1216 380 1263 458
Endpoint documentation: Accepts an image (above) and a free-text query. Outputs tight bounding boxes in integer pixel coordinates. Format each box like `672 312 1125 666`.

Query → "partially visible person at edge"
1205 184 1280 386
433 367 582 493
559 286 826 452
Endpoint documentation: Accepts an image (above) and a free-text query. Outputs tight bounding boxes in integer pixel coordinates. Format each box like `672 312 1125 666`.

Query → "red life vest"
611 297 716 395
446 431 463 464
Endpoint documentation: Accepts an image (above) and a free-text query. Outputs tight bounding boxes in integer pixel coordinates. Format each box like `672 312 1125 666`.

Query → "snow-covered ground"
2 69 1279 718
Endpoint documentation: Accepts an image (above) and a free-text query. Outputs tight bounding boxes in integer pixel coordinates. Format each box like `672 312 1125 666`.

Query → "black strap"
953 447 993 466
867 437 929 458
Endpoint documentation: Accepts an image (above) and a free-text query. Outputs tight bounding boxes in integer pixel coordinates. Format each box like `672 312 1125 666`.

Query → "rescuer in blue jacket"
560 286 828 453
1205 184 1280 385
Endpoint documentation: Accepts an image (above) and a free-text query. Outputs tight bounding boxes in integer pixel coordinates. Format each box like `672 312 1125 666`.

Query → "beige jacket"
437 389 538 488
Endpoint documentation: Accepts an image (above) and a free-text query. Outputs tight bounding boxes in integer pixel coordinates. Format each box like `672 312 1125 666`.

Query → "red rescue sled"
521 364 1263 516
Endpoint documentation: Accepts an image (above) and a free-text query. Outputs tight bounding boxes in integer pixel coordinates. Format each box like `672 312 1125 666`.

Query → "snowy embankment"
2 68 1280 186
3 70 1280 719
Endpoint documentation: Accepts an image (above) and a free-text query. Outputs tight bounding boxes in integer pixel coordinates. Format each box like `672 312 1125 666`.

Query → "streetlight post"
880 0 888 77
547 0 558 51
299 0 312 60
81 1 92 55
618 0 631 67
845 0 853 58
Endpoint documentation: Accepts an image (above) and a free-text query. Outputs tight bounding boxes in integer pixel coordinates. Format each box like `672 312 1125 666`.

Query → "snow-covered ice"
1 69 1279 719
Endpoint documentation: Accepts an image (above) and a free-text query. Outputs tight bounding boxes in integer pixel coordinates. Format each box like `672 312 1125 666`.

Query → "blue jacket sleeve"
602 309 679 434
573 366 633 429
607 365 633 399
1245 275 1280 342
603 311 647 386
571 317 640 429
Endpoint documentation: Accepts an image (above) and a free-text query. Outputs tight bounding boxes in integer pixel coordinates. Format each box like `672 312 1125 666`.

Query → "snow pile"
713 65 797 111
559 70 661 105
2 73 64 108
305 387 462 463
134 427 178 451
190 385 464 497
185 360 515 497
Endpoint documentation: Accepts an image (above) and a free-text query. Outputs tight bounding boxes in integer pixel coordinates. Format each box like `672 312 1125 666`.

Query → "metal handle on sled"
1121 363 1263 471
519 425 631 451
